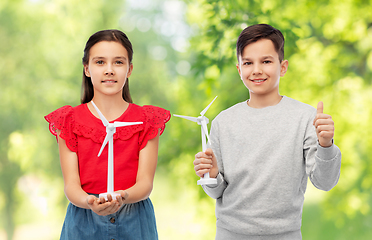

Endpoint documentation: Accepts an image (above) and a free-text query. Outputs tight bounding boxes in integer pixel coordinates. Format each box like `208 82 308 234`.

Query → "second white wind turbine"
174 96 218 186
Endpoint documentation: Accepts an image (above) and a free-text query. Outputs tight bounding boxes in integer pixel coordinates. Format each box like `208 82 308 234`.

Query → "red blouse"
45 103 170 194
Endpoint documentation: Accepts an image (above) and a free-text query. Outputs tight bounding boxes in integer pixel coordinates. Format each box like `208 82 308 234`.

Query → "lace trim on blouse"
45 104 171 152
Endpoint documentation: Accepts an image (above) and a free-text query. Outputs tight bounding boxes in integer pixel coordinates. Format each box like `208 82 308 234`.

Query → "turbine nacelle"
197 116 209 125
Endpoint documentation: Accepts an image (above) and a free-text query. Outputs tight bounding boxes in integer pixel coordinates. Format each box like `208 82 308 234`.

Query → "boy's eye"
263 60 272 64
115 61 124 65
243 62 252 65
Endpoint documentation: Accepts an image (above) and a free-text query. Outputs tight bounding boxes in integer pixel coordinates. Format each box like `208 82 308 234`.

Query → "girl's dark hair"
237 24 285 62
81 29 133 104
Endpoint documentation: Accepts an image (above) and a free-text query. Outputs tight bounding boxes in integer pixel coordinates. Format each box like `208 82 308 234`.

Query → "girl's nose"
105 64 114 75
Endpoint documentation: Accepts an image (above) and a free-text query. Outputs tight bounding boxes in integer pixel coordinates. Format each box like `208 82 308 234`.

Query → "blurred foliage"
0 0 372 239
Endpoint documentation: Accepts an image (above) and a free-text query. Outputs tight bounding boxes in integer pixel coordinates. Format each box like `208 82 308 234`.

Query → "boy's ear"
236 63 242 77
84 65 91 77
280 60 288 77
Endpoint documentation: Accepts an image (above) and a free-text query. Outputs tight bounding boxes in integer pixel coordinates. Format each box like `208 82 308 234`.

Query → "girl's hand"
194 148 219 178
313 101 334 147
86 195 121 216
114 190 129 204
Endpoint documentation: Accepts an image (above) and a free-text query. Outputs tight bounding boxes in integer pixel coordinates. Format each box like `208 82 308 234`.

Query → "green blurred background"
1 0 372 239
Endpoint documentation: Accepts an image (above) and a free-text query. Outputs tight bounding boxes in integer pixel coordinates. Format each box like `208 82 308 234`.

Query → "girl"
45 30 170 239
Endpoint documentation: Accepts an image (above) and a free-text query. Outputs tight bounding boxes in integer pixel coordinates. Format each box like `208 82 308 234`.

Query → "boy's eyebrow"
241 55 275 61
261 55 275 59
91 56 128 61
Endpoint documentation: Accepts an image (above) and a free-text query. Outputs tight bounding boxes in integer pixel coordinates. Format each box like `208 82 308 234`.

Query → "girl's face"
84 41 133 99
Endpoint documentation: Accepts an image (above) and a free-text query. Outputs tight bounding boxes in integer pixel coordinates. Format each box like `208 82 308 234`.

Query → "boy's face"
236 39 288 99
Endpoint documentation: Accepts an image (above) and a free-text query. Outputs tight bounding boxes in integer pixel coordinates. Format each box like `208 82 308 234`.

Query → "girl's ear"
127 63 133 78
84 65 91 77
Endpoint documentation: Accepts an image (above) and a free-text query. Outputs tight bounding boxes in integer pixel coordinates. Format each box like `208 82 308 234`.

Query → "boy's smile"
251 78 267 84
236 39 288 107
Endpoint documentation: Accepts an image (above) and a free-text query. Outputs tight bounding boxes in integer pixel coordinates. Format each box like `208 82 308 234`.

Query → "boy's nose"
252 65 263 75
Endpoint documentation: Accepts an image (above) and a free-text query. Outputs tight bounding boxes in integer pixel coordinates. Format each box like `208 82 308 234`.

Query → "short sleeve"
139 105 171 150
44 106 78 152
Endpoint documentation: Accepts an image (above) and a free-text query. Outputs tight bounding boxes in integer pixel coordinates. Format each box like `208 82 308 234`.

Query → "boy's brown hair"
237 24 285 62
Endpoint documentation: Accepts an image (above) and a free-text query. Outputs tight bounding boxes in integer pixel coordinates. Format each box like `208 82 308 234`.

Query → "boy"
193 24 341 239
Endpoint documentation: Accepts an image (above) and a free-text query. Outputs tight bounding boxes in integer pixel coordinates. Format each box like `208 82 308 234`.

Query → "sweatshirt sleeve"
202 119 228 199
304 112 342 191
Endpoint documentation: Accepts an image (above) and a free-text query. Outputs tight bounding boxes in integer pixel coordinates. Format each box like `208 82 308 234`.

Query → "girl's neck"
89 94 129 121
247 92 282 109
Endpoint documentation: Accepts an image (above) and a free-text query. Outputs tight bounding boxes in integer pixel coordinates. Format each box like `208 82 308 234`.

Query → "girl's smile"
84 41 133 98
102 79 117 84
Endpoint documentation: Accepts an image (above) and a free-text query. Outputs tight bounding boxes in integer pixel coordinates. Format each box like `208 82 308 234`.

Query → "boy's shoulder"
213 101 247 121
283 96 316 114
213 96 316 123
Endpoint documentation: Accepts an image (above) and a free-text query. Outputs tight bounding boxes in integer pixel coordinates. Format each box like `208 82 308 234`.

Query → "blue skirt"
60 197 158 240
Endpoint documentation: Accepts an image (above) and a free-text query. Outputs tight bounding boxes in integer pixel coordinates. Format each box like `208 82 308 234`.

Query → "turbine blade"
173 114 198 122
98 132 111 157
200 96 218 116
201 121 211 143
91 101 109 126
114 121 143 127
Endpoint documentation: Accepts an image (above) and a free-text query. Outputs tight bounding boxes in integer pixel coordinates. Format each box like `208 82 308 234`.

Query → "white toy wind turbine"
91 101 143 201
174 96 218 186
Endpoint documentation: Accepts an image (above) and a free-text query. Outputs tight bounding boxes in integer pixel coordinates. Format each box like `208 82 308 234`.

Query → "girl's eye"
243 62 252 65
96 60 104 65
115 61 124 65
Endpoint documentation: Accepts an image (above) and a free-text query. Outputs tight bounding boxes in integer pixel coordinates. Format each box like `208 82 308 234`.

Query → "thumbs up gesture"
313 101 334 147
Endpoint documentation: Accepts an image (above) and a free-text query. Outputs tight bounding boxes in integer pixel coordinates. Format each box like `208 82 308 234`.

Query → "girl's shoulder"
45 103 86 117
120 104 170 150
44 104 88 152
44 104 90 128
130 104 170 122
125 104 171 134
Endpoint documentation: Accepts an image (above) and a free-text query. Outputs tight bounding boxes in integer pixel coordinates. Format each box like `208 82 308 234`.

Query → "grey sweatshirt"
203 96 341 237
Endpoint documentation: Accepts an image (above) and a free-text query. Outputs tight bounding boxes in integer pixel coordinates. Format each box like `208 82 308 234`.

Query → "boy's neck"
247 93 283 109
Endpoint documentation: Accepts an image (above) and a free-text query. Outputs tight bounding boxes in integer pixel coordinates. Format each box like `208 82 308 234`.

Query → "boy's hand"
313 101 334 147
86 194 121 216
194 148 219 178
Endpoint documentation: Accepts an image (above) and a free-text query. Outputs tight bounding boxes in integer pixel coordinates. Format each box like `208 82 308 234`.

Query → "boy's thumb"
205 148 214 156
317 101 324 114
